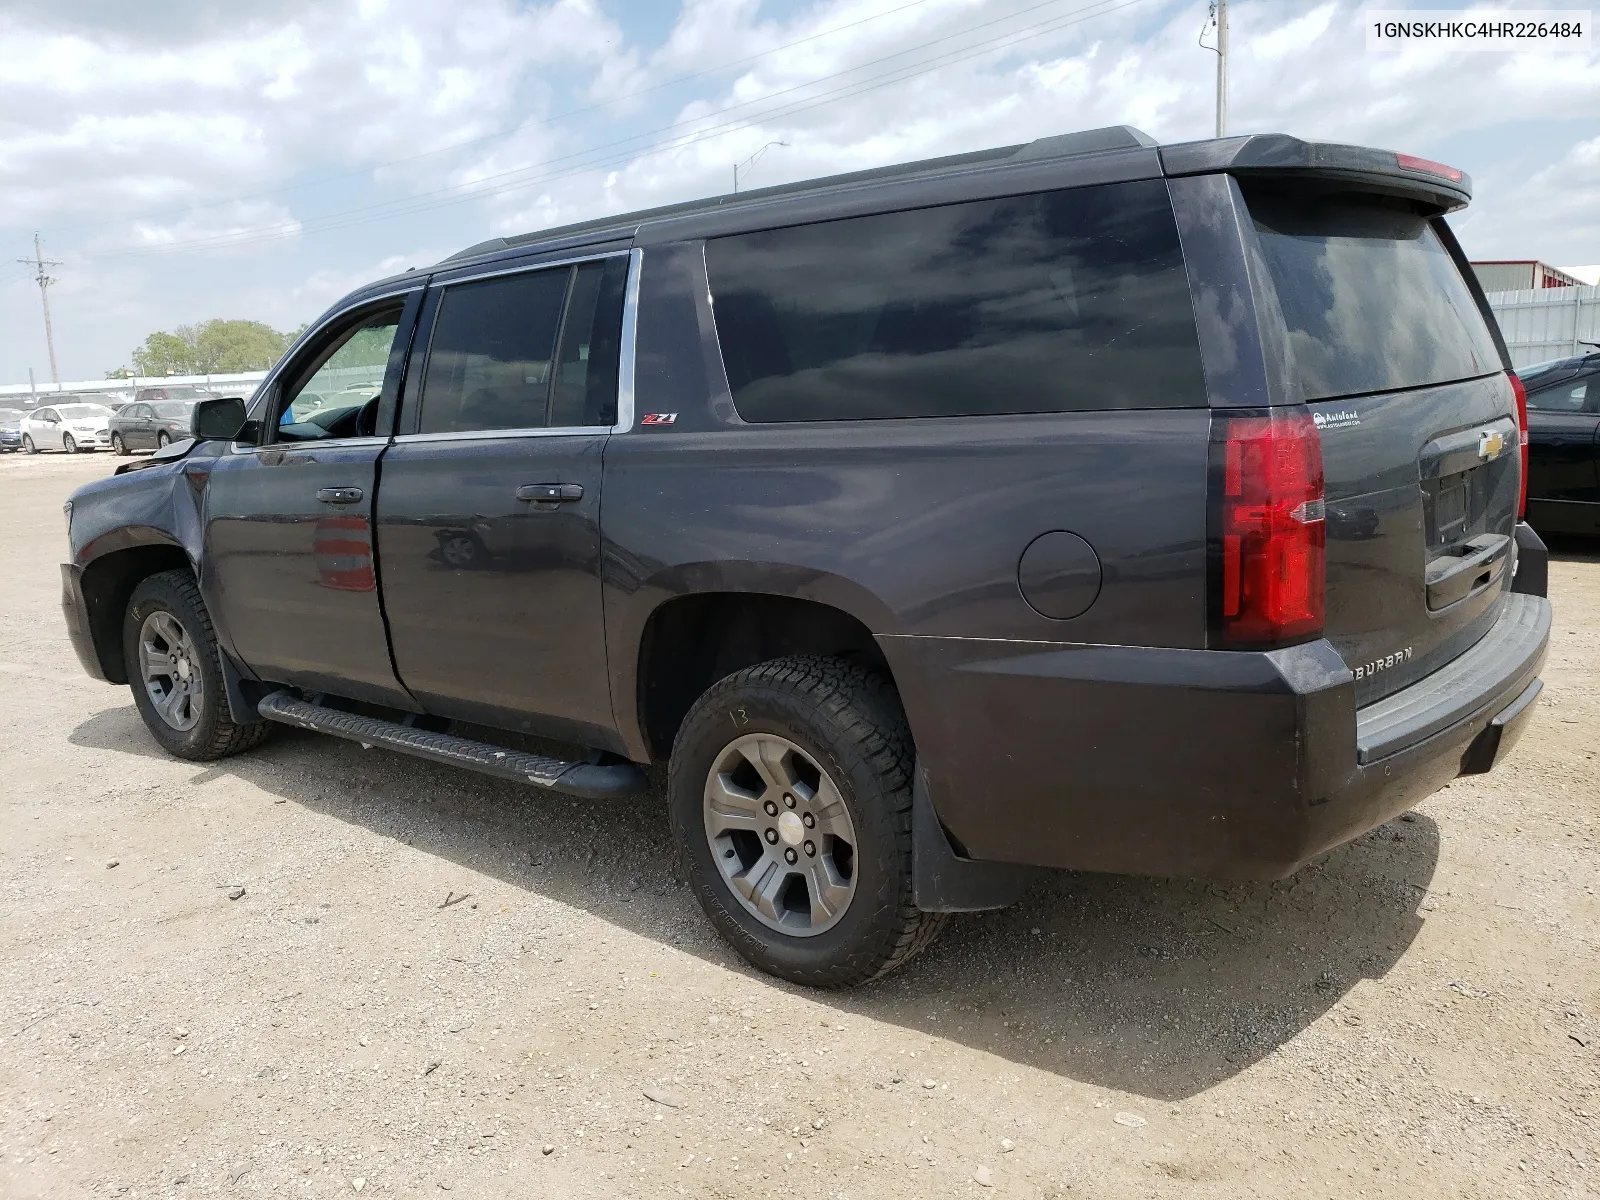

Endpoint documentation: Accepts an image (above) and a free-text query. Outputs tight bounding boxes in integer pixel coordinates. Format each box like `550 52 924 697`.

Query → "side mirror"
192 396 254 443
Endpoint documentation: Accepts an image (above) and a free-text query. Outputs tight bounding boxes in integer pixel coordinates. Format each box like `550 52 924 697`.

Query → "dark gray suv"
62 126 1551 987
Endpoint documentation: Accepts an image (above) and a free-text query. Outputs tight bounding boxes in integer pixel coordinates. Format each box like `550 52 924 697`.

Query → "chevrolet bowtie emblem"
1478 429 1505 461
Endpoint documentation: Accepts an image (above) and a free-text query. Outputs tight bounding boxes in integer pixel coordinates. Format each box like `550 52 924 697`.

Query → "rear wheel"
22 435 36 454
112 433 128 456
156 431 171 449
123 569 271 761
668 655 944 987
62 433 77 454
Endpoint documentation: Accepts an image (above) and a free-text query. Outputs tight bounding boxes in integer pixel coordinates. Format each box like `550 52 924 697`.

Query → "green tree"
131 319 296 375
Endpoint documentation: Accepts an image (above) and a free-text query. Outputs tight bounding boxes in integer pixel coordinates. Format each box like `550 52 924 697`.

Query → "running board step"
256 691 648 800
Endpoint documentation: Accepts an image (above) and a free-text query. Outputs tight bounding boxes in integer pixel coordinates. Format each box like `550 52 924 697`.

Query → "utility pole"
17 233 63 385
733 141 790 194
1215 0 1228 138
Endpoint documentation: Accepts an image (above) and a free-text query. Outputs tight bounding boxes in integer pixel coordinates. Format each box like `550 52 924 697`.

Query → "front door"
1525 369 1600 534
200 292 423 707
375 254 628 745
126 404 157 449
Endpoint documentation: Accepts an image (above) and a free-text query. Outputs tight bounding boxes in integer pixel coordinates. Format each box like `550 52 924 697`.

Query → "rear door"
1524 369 1600 533
1239 183 1518 704
374 253 628 746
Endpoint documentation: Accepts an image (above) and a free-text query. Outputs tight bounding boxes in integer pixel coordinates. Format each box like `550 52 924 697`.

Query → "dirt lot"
1 450 1596 1200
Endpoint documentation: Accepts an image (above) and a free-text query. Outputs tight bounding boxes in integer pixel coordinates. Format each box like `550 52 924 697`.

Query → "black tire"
112 433 129 456
156 431 171 449
22 435 36 454
62 433 77 454
123 569 272 761
668 655 945 988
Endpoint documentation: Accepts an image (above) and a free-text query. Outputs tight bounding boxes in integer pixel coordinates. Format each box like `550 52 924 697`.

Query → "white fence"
1485 285 1600 369
0 371 268 404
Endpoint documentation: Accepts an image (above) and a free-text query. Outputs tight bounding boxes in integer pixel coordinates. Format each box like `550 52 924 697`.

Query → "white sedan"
20 403 115 453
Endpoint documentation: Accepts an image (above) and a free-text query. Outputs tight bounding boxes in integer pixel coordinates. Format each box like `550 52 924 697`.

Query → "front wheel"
156 431 171 449
668 656 944 988
123 569 272 761
62 433 77 454
22 435 36 454
112 433 129 456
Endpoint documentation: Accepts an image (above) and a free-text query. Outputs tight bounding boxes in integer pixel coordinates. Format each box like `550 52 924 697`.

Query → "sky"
1 0 1596 385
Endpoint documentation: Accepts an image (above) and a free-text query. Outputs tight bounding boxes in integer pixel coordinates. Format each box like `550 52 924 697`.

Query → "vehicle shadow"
71 703 1438 1102
1542 534 1600 564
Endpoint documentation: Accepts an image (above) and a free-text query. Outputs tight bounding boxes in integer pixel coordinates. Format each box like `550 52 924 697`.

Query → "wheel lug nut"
763 799 778 817
783 793 796 809
802 812 815 829
764 828 779 845
804 840 816 857
784 848 798 865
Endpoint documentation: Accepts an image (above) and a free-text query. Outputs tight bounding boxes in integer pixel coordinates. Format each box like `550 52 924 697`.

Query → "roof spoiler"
1160 134 1472 213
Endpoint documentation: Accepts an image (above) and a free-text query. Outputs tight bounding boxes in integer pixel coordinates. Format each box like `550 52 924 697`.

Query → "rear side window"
706 178 1207 422
418 258 626 434
1243 187 1502 402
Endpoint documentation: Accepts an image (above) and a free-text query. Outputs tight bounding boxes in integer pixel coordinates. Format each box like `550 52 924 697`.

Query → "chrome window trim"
613 246 642 434
392 426 613 446
434 247 630 290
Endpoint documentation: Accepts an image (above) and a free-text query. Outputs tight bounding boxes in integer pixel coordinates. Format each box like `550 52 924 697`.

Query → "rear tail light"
1509 371 1529 520
1210 409 1326 648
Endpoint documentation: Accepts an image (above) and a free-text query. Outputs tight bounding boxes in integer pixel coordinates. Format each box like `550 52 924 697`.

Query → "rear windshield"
1244 188 1501 402
152 402 195 419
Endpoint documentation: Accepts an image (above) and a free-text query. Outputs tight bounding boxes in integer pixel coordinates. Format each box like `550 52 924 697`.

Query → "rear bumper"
881 590 1551 881
61 562 108 682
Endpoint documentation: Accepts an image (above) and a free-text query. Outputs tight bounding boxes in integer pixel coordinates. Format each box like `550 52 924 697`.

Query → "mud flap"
912 764 1044 912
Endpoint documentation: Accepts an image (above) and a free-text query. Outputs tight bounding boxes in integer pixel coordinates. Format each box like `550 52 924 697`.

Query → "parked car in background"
1520 347 1600 536
110 400 205 454
21 402 114 453
0 409 24 452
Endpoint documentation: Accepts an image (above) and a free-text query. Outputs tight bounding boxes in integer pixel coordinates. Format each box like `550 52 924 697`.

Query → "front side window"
705 178 1207 422
278 307 403 439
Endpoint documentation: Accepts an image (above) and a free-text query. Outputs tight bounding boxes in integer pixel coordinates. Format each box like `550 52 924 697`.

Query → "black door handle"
316 486 364 504
515 483 584 503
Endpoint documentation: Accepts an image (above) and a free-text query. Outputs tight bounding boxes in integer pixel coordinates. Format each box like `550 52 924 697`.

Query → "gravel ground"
1 450 1597 1200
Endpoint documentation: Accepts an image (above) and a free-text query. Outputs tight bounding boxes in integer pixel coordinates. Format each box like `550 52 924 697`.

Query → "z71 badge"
640 412 678 426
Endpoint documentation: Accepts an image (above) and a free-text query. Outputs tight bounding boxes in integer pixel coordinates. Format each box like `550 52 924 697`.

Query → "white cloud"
1 0 1597 382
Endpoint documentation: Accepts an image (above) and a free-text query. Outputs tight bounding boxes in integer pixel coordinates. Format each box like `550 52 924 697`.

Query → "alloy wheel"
137 610 204 732
157 431 171 448
62 433 77 454
702 733 858 937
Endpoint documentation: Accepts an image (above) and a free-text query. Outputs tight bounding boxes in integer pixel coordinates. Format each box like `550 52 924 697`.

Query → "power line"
85 0 1154 260
15 234 63 384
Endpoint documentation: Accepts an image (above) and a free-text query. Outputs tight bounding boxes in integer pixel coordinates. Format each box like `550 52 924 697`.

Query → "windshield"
1243 187 1502 402
58 404 113 420
0 409 23 427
